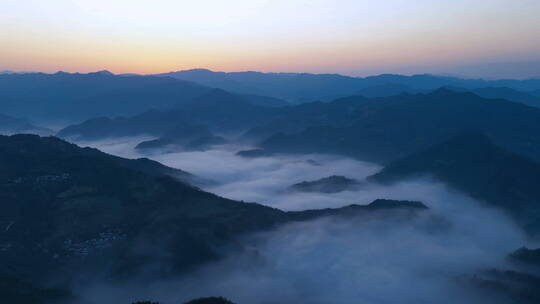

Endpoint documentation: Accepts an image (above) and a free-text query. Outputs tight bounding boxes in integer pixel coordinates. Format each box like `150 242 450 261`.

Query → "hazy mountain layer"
0 73 287 123
58 89 286 140
158 69 540 102
260 89 540 164
0 113 51 135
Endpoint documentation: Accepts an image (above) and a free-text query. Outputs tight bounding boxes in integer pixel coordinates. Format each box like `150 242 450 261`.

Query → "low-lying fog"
77 137 410 210
75 137 529 304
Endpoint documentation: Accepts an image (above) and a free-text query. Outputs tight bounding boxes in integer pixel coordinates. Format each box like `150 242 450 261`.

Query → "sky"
1 0 540 78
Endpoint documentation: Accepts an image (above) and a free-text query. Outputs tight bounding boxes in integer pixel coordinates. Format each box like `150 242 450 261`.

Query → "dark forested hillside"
0 134 288 291
0 134 428 303
369 133 540 234
260 89 540 163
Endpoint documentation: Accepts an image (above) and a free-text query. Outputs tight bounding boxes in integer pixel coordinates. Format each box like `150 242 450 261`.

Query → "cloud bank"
74 137 529 304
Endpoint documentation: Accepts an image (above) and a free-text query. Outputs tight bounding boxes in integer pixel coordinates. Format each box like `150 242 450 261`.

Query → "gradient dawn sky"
1 0 540 78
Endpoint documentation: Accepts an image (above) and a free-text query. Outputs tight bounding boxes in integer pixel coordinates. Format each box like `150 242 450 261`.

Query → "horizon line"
2 68 539 81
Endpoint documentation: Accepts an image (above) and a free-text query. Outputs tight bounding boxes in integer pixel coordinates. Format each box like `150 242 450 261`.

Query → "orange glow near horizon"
1 0 540 78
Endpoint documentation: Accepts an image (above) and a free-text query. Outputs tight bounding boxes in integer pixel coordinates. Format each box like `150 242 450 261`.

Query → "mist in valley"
70 136 531 304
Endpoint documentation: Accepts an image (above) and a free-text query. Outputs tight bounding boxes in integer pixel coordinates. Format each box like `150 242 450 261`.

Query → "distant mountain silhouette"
158 69 362 103
58 89 286 140
157 69 540 102
472 87 540 108
369 133 540 234
260 89 540 164
0 72 209 122
4 69 540 132
0 72 287 123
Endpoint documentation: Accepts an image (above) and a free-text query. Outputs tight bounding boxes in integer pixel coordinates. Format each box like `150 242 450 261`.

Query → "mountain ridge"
259 89 540 164
369 133 540 234
157 69 540 102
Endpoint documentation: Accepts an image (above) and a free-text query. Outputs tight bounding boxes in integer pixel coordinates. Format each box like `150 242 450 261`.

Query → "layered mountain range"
3 70 540 303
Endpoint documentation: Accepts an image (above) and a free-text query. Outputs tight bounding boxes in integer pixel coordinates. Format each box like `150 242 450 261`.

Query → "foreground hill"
260 89 540 163
369 133 540 234
0 134 427 303
0 134 289 294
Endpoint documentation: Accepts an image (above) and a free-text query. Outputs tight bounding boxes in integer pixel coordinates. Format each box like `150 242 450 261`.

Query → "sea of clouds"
73 137 530 304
